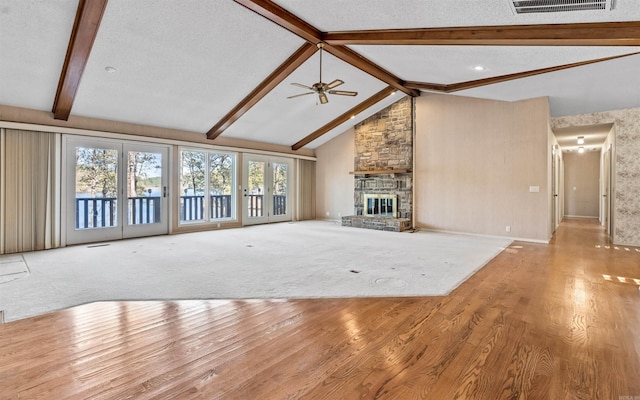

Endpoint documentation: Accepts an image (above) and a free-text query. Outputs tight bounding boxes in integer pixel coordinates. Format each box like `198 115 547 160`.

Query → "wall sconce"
577 136 585 145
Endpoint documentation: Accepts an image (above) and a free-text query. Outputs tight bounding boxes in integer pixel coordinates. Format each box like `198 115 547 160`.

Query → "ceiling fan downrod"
286 42 358 104
318 43 324 85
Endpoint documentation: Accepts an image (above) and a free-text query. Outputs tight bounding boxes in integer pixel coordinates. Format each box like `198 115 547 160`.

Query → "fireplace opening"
363 194 397 218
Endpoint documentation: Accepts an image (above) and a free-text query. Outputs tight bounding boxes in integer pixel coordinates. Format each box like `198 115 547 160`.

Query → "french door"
65 137 169 245
242 154 292 225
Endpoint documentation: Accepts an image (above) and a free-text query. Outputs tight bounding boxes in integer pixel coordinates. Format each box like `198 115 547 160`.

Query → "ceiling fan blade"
326 79 344 89
318 92 328 104
291 82 313 90
287 92 315 99
328 90 358 96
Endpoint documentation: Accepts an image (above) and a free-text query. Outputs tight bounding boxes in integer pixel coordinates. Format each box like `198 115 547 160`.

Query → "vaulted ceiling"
1 0 640 150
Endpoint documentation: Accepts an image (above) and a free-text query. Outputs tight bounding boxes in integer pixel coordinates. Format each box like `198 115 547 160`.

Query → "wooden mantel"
349 169 411 176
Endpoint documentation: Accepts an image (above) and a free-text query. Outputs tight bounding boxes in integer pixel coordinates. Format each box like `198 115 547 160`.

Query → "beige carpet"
0 220 511 322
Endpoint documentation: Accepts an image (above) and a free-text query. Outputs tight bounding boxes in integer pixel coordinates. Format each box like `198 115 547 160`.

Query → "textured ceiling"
457 53 640 117
274 0 640 30
0 1 77 110
71 0 304 133
2 0 640 150
349 46 640 85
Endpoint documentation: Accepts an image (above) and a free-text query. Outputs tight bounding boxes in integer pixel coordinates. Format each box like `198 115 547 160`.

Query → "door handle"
163 186 167 198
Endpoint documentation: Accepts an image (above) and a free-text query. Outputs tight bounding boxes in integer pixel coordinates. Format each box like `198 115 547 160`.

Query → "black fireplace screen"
367 197 395 217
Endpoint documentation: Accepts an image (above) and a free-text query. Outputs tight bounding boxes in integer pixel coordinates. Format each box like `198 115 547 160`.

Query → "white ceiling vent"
509 0 614 14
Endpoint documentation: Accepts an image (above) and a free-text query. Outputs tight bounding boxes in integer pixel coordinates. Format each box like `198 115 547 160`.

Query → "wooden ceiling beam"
233 0 321 44
52 0 108 121
446 52 640 92
403 81 449 92
207 42 317 140
405 52 640 93
323 45 419 97
291 86 397 150
232 0 418 98
323 22 640 46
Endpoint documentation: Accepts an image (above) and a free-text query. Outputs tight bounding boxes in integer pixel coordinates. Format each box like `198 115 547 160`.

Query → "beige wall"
414 94 551 241
316 94 552 241
315 127 355 220
563 151 600 217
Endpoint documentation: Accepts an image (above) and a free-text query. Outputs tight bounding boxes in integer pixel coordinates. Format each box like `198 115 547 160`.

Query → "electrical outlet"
506 226 511 232
326 211 330 217
338 212 341 217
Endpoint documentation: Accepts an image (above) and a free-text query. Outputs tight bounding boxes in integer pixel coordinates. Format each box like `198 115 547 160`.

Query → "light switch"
529 186 540 193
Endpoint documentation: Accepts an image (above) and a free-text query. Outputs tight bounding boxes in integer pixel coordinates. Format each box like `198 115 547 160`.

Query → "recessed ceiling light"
104 66 117 73
577 136 584 144
350 115 355 119
473 65 486 71
578 147 585 154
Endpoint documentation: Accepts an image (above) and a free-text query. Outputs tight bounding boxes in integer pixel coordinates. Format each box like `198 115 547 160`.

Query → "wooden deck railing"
76 196 163 228
246 194 286 217
180 195 232 221
76 194 285 228
75 197 117 229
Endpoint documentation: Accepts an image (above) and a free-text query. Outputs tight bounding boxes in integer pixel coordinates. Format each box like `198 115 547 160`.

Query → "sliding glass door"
65 137 169 245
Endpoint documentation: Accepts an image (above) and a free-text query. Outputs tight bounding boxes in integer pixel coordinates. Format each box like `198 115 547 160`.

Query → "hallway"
0 218 639 399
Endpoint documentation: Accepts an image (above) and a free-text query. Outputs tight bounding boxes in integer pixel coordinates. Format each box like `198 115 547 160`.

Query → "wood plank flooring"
1 218 639 399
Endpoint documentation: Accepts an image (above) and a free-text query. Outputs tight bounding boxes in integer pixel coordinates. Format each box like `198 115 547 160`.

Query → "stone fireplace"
342 97 413 232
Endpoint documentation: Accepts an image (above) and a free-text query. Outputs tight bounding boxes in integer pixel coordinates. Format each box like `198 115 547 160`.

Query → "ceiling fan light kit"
287 43 358 104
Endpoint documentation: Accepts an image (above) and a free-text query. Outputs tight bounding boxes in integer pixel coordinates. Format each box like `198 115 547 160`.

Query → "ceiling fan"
287 43 358 104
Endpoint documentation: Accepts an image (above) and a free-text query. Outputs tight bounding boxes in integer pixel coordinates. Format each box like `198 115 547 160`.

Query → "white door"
603 146 612 238
123 143 169 239
551 147 559 232
242 154 292 226
65 137 169 245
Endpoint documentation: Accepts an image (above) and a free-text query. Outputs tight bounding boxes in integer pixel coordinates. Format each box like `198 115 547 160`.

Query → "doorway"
64 137 169 245
242 154 292 225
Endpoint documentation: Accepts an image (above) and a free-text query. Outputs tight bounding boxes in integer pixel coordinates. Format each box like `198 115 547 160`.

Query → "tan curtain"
1 129 59 254
296 159 316 221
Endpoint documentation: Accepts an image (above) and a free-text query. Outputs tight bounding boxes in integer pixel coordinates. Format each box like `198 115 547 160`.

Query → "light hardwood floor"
0 218 639 399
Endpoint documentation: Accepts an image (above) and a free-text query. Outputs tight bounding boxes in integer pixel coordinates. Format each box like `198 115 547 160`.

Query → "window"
179 149 236 223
